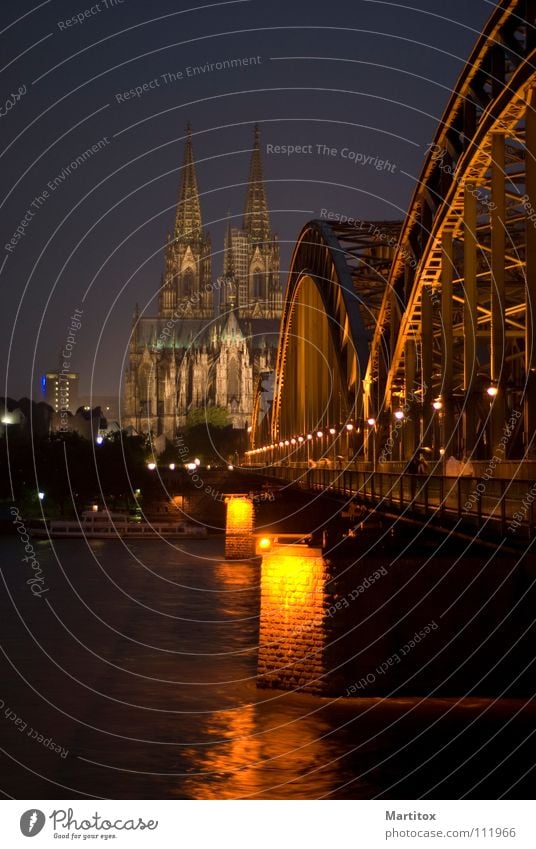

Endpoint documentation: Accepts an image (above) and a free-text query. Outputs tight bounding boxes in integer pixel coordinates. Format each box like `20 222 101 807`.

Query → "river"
0 536 534 799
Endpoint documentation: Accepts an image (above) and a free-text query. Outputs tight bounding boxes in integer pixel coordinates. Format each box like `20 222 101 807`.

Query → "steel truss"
259 0 536 467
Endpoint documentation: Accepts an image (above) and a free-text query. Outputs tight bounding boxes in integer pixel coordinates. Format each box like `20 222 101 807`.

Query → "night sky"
1 0 496 402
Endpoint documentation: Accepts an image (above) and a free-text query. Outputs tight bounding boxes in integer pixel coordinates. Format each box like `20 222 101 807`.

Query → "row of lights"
147 458 200 471
246 422 361 456
246 397 461 456
145 459 234 471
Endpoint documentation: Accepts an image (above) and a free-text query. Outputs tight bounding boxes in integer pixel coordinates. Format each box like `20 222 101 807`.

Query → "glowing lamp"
258 537 272 551
38 492 45 501
432 399 442 411
394 410 405 421
487 385 498 397
307 434 313 440
346 423 354 431
329 427 336 435
96 435 104 445
367 417 376 426
316 431 323 438
168 463 175 470
291 438 296 445
284 440 290 446
147 462 156 470
298 436 304 443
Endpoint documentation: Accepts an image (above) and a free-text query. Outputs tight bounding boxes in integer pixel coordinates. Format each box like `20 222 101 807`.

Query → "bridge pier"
224 495 256 560
256 534 393 696
254 527 536 698
257 541 328 694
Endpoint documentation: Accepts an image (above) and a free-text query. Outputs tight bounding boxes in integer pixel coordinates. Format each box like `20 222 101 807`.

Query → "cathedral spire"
224 209 234 277
174 124 202 240
243 124 270 240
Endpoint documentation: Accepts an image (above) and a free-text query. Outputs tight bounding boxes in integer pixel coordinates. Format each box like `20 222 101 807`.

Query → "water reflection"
181 699 357 800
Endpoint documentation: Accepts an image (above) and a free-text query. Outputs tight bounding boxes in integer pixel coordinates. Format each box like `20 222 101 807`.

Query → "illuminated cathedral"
123 126 282 441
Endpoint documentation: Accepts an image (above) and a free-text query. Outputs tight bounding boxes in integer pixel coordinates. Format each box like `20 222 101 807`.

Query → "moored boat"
34 510 207 539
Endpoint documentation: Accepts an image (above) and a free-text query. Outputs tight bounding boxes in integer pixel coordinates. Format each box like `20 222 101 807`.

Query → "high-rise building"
123 125 282 440
41 370 79 414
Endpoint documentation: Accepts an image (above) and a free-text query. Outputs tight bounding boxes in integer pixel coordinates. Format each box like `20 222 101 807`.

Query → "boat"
34 510 207 539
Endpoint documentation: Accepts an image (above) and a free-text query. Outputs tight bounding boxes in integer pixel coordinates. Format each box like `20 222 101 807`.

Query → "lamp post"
367 417 376 471
345 423 354 467
432 398 442 461
316 431 323 463
394 409 405 462
329 427 337 464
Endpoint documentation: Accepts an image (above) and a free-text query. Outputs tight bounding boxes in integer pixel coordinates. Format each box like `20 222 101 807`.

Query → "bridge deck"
248 465 536 540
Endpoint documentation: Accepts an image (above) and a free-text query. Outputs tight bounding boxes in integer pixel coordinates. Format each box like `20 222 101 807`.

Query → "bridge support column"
441 232 456 454
491 132 507 455
463 185 478 454
225 496 256 560
257 538 394 696
525 95 536 457
257 543 329 694
422 285 434 450
404 341 417 460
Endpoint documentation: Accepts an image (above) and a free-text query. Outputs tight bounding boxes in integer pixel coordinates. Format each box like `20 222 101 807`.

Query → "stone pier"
257 542 328 694
224 495 256 560
255 529 536 698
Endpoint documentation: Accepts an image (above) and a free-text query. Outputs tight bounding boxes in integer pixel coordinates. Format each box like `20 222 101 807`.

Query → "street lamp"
367 418 377 470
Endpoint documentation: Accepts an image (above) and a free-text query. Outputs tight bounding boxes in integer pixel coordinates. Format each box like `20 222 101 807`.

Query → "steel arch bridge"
249 0 536 477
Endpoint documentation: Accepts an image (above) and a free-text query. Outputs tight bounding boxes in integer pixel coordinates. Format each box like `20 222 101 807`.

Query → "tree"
185 406 230 429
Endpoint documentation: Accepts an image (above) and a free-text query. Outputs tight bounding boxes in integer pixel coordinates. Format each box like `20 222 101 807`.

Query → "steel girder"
270 220 399 442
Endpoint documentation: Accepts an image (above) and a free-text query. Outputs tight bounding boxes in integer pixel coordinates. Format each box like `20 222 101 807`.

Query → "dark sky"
0 0 497 401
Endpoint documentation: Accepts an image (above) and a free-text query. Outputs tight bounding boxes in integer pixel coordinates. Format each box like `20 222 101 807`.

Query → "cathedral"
123 125 282 442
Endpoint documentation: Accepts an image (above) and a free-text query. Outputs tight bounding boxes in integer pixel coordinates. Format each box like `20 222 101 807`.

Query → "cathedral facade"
123 126 282 440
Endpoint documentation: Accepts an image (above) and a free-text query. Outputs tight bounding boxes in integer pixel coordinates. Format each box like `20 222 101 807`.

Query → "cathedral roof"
134 315 280 351
220 310 244 342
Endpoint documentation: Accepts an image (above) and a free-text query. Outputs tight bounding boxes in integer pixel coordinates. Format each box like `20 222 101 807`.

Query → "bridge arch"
266 219 398 464
251 0 536 470
365 0 536 463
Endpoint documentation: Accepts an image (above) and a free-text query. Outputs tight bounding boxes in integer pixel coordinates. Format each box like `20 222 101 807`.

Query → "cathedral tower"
221 125 281 319
124 125 281 442
159 126 213 319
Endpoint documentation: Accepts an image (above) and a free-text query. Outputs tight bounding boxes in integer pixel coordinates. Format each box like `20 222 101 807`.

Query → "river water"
0 536 534 799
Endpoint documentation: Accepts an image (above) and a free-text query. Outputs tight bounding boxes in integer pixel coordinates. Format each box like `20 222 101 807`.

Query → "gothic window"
252 269 264 299
182 268 195 297
228 356 239 400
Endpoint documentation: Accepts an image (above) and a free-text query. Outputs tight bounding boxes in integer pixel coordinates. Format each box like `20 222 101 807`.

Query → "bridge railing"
245 465 536 539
